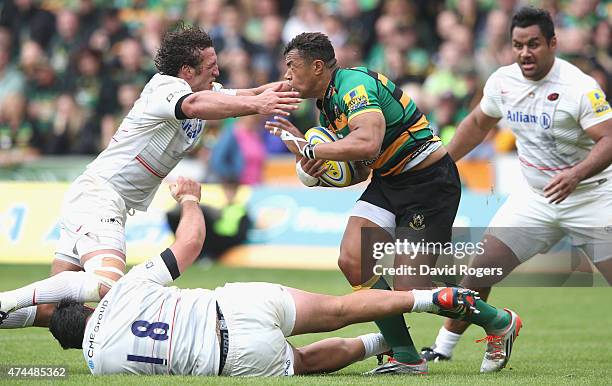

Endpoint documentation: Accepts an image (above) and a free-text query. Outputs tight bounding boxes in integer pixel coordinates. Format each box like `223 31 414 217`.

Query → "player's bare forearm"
182 88 300 119
314 112 384 161
169 177 205 272
313 135 380 161
448 107 499 161
171 201 205 273
182 91 258 119
236 81 291 96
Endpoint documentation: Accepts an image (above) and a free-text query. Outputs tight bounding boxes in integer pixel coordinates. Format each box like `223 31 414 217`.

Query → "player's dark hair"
155 25 213 77
511 6 555 43
49 299 93 350
284 32 337 68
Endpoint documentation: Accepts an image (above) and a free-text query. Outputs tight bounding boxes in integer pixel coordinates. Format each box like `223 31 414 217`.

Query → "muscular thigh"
559 184 612 264
487 189 563 263
341 215 393 285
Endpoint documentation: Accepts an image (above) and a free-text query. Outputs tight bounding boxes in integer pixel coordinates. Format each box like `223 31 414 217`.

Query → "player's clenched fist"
169 177 201 205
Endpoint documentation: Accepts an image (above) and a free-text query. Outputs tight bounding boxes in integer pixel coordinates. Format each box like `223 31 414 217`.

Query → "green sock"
468 300 511 332
370 277 421 364
432 299 510 333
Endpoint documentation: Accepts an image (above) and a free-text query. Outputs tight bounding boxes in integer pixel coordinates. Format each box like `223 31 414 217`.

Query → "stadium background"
0 0 611 383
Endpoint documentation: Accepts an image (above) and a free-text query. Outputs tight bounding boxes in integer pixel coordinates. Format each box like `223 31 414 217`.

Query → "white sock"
359 333 390 359
410 289 436 313
433 326 462 358
0 306 36 329
2 271 101 311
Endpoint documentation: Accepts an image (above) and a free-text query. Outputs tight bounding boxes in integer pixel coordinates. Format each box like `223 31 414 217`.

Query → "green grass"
1 263 611 385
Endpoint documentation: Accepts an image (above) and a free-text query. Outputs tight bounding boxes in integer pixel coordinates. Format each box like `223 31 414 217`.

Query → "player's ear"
549 35 557 49
312 59 325 75
178 64 192 79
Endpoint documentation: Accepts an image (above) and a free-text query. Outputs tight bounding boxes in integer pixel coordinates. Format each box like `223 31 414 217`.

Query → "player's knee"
81 251 126 296
33 303 57 327
338 250 361 285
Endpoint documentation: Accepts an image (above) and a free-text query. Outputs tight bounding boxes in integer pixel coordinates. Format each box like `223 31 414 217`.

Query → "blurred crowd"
0 0 610 184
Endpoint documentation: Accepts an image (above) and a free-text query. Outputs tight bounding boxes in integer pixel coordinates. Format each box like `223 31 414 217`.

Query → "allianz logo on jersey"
181 119 203 139
506 110 551 129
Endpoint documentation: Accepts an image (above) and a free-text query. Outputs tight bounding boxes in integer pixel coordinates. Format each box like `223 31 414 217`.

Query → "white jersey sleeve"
123 249 180 286
577 87 611 130
142 81 192 121
479 70 504 119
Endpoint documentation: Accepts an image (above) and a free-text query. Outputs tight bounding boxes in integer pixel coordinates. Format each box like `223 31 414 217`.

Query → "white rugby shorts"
54 173 128 267
487 181 612 263
215 282 297 377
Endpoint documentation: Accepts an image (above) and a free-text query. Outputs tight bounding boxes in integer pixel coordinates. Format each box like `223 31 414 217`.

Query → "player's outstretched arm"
266 113 385 162
235 80 293 96
168 177 205 274
181 83 301 120
447 106 500 162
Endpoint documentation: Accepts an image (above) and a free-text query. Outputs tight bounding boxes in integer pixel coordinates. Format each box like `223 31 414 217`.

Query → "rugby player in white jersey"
39 176 508 377
421 7 612 371
0 26 300 329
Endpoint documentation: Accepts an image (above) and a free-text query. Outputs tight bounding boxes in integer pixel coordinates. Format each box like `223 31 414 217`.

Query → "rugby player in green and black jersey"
266 32 520 375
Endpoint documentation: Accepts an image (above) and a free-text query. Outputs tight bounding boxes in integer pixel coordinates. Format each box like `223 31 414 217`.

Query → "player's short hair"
49 299 93 350
284 32 337 68
511 6 555 43
155 25 213 77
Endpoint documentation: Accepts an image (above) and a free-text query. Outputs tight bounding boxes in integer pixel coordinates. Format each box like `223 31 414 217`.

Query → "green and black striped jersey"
317 67 439 176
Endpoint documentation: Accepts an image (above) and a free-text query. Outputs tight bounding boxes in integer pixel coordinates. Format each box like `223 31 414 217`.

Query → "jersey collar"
316 68 341 131
317 67 339 110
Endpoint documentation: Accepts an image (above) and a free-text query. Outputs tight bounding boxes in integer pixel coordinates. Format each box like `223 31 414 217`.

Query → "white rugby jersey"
83 250 219 375
84 74 235 211
480 58 611 191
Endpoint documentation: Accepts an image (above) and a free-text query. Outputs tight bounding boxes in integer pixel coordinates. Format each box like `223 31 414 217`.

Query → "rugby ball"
304 126 355 188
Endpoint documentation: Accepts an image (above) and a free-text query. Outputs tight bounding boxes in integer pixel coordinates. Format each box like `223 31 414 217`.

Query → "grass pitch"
1 263 611 385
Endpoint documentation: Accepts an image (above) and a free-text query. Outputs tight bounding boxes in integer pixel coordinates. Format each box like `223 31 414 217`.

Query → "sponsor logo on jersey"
87 299 109 359
506 110 551 129
547 92 559 101
181 119 204 139
587 90 610 117
284 359 292 376
343 85 369 113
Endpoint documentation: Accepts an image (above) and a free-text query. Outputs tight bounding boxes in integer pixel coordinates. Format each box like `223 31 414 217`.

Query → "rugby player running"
421 7 612 370
266 32 521 375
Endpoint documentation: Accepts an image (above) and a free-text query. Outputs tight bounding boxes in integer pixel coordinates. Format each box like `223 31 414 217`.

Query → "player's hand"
265 116 307 156
272 81 294 92
254 84 301 116
543 169 580 204
300 157 328 178
169 176 201 204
